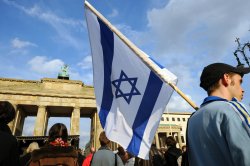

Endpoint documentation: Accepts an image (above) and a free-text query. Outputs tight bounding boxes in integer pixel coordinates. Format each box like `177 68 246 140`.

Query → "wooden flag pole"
85 1 199 110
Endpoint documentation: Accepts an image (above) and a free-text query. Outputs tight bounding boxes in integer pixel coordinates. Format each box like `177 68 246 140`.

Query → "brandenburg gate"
0 77 103 148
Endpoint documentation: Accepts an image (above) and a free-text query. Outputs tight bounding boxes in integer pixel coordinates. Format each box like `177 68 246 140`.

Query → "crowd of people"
1 62 250 166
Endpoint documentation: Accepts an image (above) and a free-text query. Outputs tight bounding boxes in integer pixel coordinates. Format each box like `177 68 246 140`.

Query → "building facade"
155 112 192 149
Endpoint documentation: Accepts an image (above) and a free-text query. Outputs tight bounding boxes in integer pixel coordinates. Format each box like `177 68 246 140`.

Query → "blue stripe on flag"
127 71 163 156
97 18 114 128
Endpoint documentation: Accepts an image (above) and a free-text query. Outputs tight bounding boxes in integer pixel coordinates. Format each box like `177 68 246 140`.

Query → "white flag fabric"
85 5 177 159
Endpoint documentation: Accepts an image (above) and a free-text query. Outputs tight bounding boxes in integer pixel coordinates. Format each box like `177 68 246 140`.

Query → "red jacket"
82 153 93 166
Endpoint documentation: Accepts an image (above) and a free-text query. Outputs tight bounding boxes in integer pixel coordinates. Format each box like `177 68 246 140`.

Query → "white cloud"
28 56 64 74
81 73 93 85
171 64 196 89
3 1 84 27
26 55 93 85
75 56 93 84
147 0 250 61
116 24 149 48
24 5 85 28
9 49 29 55
108 9 119 18
68 70 93 85
77 56 92 70
145 0 250 108
166 94 194 112
11 38 37 49
4 0 86 49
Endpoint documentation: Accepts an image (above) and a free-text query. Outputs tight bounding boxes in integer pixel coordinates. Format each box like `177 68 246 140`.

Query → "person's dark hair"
207 81 220 95
99 131 110 146
48 123 68 142
166 136 177 147
206 72 236 95
0 101 15 124
117 146 126 156
151 143 156 147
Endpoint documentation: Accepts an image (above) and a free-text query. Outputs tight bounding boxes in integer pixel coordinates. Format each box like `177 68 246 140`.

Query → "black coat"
20 153 31 166
164 146 182 166
0 124 20 166
181 151 188 166
77 151 85 166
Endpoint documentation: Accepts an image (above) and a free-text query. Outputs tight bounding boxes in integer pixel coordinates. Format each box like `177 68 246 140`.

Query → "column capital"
73 106 80 110
38 105 46 108
9 103 18 111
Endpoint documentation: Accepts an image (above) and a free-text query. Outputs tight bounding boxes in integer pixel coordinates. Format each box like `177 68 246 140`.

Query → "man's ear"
221 73 230 87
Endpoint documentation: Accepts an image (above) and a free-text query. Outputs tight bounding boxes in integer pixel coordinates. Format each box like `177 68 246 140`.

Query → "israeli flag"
85 5 177 159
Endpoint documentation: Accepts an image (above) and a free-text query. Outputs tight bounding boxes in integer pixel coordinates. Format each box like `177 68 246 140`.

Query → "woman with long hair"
29 123 79 166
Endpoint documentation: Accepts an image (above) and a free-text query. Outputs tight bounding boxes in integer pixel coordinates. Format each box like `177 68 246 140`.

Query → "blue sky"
1 0 250 148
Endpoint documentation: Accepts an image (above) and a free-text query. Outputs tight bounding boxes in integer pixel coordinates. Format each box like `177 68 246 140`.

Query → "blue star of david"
112 70 141 104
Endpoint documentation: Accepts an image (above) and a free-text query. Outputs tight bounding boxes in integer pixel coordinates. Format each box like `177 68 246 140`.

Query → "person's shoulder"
0 130 15 137
228 101 250 125
198 100 236 114
177 148 182 154
94 148 118 162
31 146 78 161
0 130 17 144
204 100 250 126
96 148 114 155
167 147 182 157
204 100 231 108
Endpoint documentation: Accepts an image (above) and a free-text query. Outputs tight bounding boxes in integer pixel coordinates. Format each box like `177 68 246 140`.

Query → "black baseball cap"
200 63 250 91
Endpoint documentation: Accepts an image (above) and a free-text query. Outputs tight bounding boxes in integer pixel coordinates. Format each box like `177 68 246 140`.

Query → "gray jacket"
188 96 250 166
91 146 124 166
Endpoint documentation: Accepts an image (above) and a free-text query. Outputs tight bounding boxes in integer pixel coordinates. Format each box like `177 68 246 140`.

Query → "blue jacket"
188 96 250 166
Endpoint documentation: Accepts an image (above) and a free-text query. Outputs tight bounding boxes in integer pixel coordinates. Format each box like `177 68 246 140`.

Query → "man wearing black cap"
187 63 250 166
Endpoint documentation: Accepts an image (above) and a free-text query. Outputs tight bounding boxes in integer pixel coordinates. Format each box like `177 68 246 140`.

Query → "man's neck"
210 89 232 101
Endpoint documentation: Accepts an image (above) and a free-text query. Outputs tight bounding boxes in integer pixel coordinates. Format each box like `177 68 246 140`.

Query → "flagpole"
85 1 198 111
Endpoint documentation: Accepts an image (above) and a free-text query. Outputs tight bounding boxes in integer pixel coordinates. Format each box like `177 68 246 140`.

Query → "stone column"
8 104 17 134
155 132 160 149
70 107 80 135
90 112 96 149
34 106 47 136
94 110 103 150
12 105 26 136
177 131 183 148
43 110 49 135
15 111 26 136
